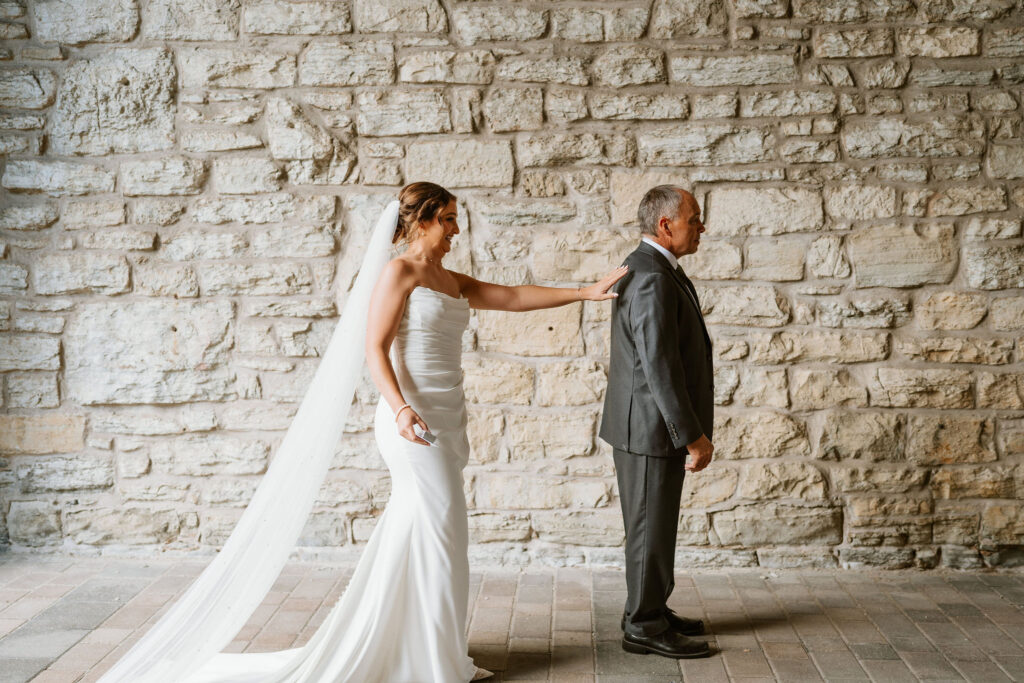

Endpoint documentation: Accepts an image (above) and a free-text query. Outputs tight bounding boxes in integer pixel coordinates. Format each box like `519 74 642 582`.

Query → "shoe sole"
621 637 711 659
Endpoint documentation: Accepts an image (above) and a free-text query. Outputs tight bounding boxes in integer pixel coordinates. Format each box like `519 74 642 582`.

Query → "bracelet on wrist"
395 403 411 422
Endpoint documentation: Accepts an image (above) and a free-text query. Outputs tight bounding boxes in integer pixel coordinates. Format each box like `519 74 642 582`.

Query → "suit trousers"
613 447 685 637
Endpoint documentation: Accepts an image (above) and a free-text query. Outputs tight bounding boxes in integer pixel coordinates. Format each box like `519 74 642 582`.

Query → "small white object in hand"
413 423 437 445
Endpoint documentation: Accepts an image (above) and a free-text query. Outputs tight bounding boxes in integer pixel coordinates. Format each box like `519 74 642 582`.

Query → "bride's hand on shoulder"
397 408 431 446
579 265 628 301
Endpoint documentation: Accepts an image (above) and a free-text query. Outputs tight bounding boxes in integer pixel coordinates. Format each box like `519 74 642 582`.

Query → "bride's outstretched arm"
365 260 431 445
452 266 628 312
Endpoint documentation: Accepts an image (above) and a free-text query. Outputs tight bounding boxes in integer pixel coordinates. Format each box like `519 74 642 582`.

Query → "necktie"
675 265 701 312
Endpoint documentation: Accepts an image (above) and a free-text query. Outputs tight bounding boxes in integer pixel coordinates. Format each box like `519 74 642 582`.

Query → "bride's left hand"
580 265 628 301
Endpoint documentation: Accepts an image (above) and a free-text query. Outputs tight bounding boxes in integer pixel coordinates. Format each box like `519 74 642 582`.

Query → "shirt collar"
641 237 678 269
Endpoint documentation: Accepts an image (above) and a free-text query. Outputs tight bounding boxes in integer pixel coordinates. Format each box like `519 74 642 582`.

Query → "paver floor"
1 554 1023 682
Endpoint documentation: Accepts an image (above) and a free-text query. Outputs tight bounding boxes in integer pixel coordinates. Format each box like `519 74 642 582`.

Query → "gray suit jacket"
598 241 714 457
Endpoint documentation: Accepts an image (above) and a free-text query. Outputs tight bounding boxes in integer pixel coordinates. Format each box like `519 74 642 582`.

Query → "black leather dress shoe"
621 629 711 659
666 609 705 636
620 611 705 637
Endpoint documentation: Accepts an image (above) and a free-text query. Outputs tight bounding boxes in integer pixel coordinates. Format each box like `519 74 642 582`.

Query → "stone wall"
0 0 1022 570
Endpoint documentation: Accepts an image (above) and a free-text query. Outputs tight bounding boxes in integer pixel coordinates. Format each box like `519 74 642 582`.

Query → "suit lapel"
634 242 711 346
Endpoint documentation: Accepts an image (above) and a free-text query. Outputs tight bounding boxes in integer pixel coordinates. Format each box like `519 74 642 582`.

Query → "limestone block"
399 50 494 84
739 90 836 117
680 467 738 508
706 187 821 237
50 48 174 156
712 504 841 545
65 300 235 405
649 0 726 37
824 186 897 220
869 368 973 409
842 115 985 158
700 285 790 327
143 0 240 40
689 241 742 280
17 455 114 492
848 223 956 288
896 337 1013 365
356 89 450 136
977 372 1024 409
733 368 787 408
467 407 503 465
496 56 588 86
591 45 665 87
0 263 28 292
7 501 60 546
0 67 57 108
474 199 575 227
477 303 583 357
32 0 138 44
691 93 738 119
2 160 115 196
916 291 987 330
963 245 1024 290
519 133 635 167
212 158 282 194
32 253 129 295
150 435 269 476
550 7 603 41
180 47 296 89
163 231 247 262
814 29 893 57
251 225 335 259
898 27 980 57
730 0 788 17
64 507 180 545
910 66 994 88
926 186 1007 215
714 412 810 459
452 6 546 45
62 200 125 229
931 466 1014 499
7 373 59 408
532 229 633 281
805 235 850 279
134 261 199 298
353 0 446 32
0 414 84 454
467 511 531 543
535 360 607 406
742 239 805 281
988 143 1024 179
0 204 58 231
791 369 867 411
982 504 1024 546
792 0 914 21
588 93 688 120
244 0 351 34
401 139 509 188
120 157 206 196
831 466 926 493
817 293 911 329
299 41 393 86
199 262 313 296
265 97 333 161
464 356 534 405
738 462 827 501
483 87 543 132
474 473 612 509
640 124 773 166
819 411 903 461
985 27 1024 56
991 297 1024 330
669 55 797 86
532 510 623 546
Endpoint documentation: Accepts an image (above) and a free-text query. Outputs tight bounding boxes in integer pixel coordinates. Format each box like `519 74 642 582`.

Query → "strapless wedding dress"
183 286 478 682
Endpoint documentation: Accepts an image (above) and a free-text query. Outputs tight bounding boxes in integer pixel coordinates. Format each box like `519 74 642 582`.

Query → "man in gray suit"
599 185 714 659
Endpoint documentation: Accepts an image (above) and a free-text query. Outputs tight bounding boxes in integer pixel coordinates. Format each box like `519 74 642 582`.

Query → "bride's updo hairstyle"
393 181 457 245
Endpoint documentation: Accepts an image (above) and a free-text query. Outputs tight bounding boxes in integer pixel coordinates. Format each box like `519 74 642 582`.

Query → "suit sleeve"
628 272 704 449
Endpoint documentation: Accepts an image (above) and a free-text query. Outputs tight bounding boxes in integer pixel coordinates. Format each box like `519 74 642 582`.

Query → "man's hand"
685 434 713 472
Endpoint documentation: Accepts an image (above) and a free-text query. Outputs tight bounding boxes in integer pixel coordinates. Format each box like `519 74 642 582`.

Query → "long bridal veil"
98 201 400 683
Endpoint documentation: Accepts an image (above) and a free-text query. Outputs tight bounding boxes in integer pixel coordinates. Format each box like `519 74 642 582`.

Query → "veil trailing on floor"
98 201 400 683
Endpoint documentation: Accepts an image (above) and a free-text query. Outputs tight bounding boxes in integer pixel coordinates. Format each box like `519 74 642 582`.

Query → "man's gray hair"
637 185 684 237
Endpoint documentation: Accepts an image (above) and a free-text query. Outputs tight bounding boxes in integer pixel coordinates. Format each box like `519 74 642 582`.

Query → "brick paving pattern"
1 555 1023 682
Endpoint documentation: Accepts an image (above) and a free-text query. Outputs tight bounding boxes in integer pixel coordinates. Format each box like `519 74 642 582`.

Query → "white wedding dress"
182 286 477 683
97 202 484 683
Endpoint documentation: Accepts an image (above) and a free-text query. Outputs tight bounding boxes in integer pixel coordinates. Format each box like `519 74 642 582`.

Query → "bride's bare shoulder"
377 257 418 293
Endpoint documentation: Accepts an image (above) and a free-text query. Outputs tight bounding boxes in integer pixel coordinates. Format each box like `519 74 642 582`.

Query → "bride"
97 182 627 683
